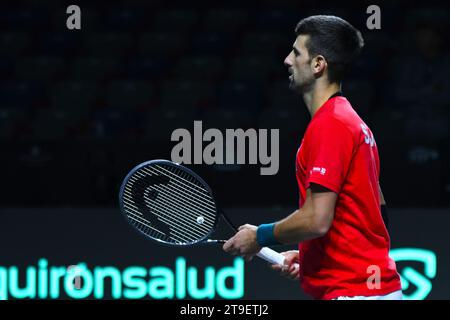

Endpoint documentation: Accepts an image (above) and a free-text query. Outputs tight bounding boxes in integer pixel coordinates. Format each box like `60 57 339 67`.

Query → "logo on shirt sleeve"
310 167 327 175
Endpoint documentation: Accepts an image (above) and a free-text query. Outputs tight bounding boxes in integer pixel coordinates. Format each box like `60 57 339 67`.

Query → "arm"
379 182 389 229
223 119 350 258
379 182 386 205
274 183 337 244
222 183 337 260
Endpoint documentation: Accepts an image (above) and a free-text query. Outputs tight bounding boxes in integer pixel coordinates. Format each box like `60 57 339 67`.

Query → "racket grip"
257 247 286 265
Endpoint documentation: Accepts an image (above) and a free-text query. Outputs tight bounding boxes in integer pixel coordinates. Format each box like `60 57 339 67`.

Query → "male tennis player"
223 15 402 300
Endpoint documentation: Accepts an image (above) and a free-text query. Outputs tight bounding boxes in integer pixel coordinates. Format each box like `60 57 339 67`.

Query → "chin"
289 81 305 94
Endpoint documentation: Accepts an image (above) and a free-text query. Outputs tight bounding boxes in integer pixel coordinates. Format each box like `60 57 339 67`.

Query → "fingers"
223 238 253 261
269 250 300 281
238 224 253 231
269 262 290 273
243 254 254 262
282 250 299 265
223 227 258 261
223 238 240 256
284 255 298 266
270 264 283 271
276 263 299 280
286 263 300 280
222 239 233 252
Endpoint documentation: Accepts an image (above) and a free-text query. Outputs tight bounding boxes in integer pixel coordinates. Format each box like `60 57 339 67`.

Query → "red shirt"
295 96 401 300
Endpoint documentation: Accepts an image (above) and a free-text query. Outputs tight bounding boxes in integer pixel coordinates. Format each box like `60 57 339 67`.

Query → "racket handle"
257 247 286 265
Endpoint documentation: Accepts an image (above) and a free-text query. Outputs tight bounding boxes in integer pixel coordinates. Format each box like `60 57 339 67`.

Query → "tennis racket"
118 159 286 265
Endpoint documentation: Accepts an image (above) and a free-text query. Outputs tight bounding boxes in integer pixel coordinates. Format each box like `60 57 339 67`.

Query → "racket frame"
119 159 223 247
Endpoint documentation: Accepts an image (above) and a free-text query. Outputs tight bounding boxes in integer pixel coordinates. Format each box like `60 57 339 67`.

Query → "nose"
284 53 292 67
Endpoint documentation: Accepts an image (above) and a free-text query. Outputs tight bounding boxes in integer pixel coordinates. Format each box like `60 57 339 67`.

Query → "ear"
311 55 327 77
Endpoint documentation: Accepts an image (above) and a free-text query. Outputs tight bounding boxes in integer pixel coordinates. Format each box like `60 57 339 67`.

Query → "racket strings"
126 207 196 244
141 167 217 215
122 163 218 244
151 165 216 208
125 173 172 238
128 172 215 232
126 212 178 243
155 164 211 194
130 170 210 216
123 184 211 242
143 185 213 233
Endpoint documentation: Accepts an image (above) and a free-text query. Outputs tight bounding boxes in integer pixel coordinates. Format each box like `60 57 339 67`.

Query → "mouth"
288 69 294 80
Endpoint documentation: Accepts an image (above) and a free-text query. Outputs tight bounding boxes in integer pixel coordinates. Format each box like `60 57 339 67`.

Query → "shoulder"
308 114 354 138
303 115 358 157
305 97 364 142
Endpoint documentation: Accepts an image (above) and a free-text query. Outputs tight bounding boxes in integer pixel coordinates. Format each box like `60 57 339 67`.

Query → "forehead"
293 35 309 51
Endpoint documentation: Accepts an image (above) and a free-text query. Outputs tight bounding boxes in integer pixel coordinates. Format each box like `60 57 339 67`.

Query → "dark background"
0 0 449 300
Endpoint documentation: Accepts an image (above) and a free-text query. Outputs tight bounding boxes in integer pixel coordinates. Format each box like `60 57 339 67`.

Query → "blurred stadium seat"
31 109 72 141
104 7 146 31
127 57 168 81
50 81 98 111
69 57 120 80
153 9 199 32
0 81 42 109
258 106 308 137
175 55 225 80
218 80 265 112
253 9 299 31
36 32 82 55
240 32 289 56
0 108 26 140
91 108 138 139
105 80 155 110
192 32 234 55
84 32 133 58
267 80 299 109
202 108 254 130
0 32 31 57
203 9 248 32
229 55 277 81
344 80 375 120
160 80 215 110
0 8 51 30
370 107 406 144
145 107 197 140
15 57 65 82
138 32 188 58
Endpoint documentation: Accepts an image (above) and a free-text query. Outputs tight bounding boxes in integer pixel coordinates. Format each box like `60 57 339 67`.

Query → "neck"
303 82 341 117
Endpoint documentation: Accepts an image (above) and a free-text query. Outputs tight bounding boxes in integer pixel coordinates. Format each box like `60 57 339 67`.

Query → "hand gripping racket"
118 159 286 265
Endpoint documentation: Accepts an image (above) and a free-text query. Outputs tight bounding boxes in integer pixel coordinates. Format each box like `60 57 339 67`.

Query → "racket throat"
206 239 227 244
219 210 238 232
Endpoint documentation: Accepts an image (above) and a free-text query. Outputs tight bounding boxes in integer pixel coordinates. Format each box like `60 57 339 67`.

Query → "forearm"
257 186 335 247
378 183 389 229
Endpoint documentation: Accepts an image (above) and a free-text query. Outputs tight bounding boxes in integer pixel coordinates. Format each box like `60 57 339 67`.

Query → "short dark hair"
295 15 364 83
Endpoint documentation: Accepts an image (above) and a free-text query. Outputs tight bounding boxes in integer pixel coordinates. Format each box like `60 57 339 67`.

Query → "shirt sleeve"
305 117 355 193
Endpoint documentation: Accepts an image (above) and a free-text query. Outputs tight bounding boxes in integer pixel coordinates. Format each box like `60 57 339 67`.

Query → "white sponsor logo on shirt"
311 167 327 175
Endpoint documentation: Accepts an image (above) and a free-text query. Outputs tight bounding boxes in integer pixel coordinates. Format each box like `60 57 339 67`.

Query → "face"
284 35 315 93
